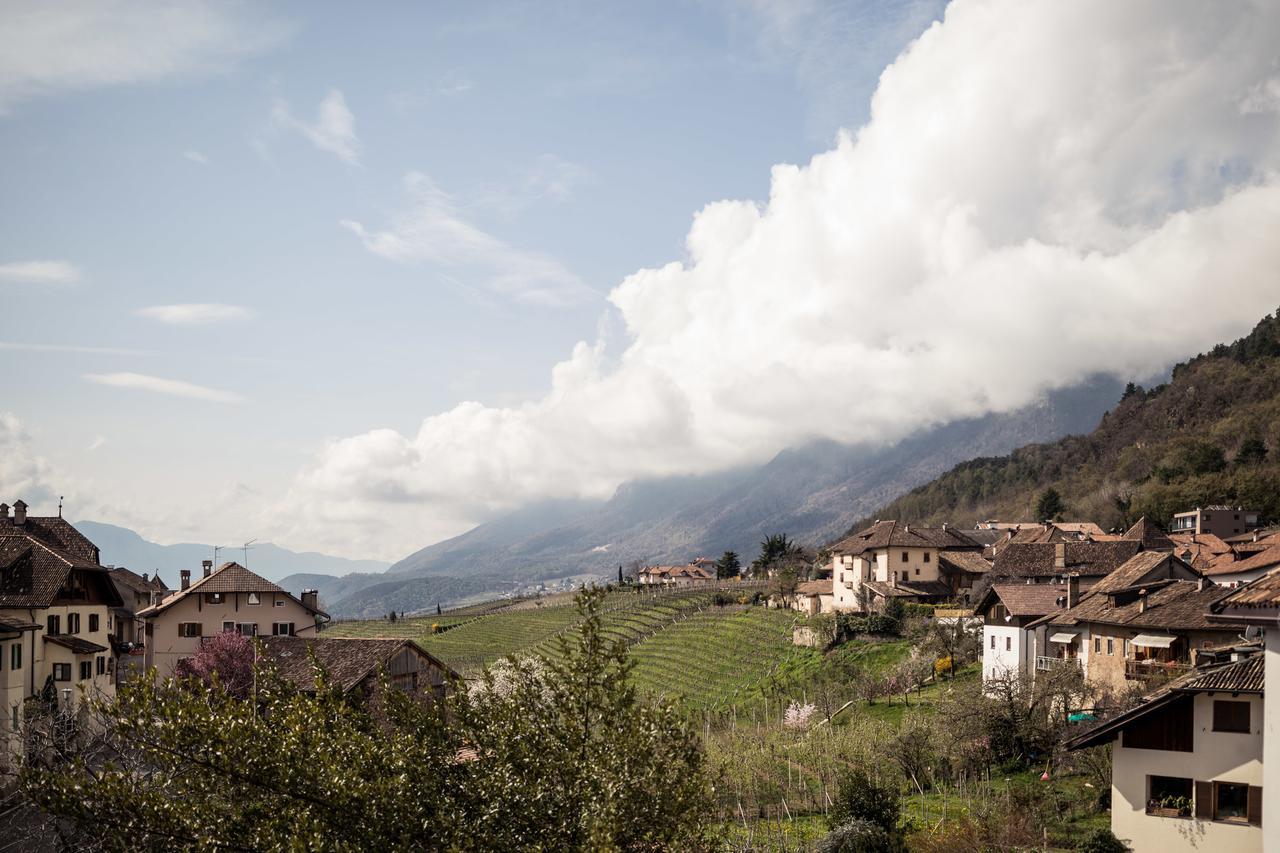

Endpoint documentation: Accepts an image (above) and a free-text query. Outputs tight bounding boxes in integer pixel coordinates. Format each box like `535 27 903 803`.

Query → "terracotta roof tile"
984 583 1070 617
990 540 1142 578
831 521 980 555
1043 580 1238 631
258 636 457 693
1212 568 1280 608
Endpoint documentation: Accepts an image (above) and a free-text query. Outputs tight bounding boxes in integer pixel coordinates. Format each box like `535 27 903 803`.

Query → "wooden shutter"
1248 785 1262 827
1195 781 1212 820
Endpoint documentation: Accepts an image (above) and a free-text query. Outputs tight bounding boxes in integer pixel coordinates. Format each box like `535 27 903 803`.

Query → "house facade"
1171 506 1263 539
829 521 982 613
637 562 716 586
138 561 327 679
976 581 1072 684
1070 654 1265 852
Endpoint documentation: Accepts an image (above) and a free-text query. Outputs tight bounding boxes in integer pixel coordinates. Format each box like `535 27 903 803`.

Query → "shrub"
902 603 934 619
933 656 953 677
1078 827 1129 853
829 769 901 835
865 615 900 635
431 623 442 634
817 819 898 853
712 592 735 607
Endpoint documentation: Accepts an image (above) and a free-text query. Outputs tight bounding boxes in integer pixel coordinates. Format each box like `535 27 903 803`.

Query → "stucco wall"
147 591 318 678
1266 631 1279 853
983 624 1026 683
1111 693 1263 853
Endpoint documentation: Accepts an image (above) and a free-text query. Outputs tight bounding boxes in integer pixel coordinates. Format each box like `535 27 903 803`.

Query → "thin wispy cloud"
137 303 253 324
183 149 209 165
341 172 593 306
0 260 80 284
85 372 245 404
0 342 151 356
87 436 106 452
0 0 289 113
272 89 360 164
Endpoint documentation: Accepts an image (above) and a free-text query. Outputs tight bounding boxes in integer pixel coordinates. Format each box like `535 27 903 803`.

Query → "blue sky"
4 1 1280 562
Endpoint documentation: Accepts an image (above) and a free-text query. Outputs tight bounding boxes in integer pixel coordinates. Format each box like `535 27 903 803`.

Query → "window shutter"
1194 781 1212 820
1248 785 1262 827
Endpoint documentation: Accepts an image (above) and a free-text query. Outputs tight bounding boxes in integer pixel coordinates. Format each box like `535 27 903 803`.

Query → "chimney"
301 589 319 611
0 503 8 520
142 573 149 583
942 523 948 532
1067 574 1080 609
180 570 191 591
12 500 26 526
202 559 213 578
1054 542 1066 570
1138 589 1148 613
1198 575 1207 592
904 523 911 533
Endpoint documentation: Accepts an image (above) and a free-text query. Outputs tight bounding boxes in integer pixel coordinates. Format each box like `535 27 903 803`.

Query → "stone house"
828 521 983 613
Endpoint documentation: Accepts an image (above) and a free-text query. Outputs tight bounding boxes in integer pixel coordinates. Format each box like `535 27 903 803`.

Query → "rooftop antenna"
213 544 225 567
241 539 257 567
58 496 64 518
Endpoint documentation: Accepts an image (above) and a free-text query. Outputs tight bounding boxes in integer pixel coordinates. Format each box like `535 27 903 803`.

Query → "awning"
1130 634 1176 649
1049 632 1079 644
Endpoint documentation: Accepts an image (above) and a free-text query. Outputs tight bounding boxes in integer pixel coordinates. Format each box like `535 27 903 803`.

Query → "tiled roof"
0 525 121 609
44 635 109 655
1122 517 1175 551
1201 545 1280 577
938 552 992 575
109 566 166 596
1211 568 1280 608
831 521 980 556
0 515 100 564
1169 533 1231 569
1184 654 1264 693
138 562 326 619
1041 580 1238 631
863 579 953 599
1088 552 1197 595
0 617 40 633
796 580 830 596
990 540 1141 578
983 583 1069 617
258 636 457 693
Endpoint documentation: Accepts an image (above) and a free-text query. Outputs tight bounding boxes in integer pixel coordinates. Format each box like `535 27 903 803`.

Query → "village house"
828 521 983 613
257 636 458 706
1068 652 1266 852
637 561 717 587
1201 545 1280 587
988 539 1142 592
107 566 169 684
1171 506 1263 539
790 580 833 616
1030 561 1243 695
138 561 327 679
0 500 121 726
1169 531 1233 571
975 580 1073 685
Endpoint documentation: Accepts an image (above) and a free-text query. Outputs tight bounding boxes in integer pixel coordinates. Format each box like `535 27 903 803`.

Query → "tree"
389 610 397 622
752 533 802 577
1035 488 1064 521
770 562 800 608
1235 437 1268 466
714 550 741 579
436 602 442 616
173 631 255 699
1184 441 1227 475
828 769 902 848
21 589 714 850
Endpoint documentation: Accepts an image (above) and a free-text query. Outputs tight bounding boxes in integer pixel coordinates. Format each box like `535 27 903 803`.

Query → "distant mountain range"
285 374 1124 617
76 521 390 585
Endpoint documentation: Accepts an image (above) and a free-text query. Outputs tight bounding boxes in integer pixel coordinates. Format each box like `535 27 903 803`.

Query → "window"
1005 636 1011 651
923 552 931 563
89 614 99 633
990 635 996 649
96 656 105 676
915 567 920 575
52 663 71 681
206 593 225 604
1106 638 1114 655
1146 775 1192 817
67 613 80 634
222 621 235 633
10 644 20 670
1124 638 1131 658
236 623 257 637
107 657 114 674
272 622 295 636
178 622 202 638
1094 636 1100 654
247 592 261 605
901 552 908 563
1214 782 1249 822
79 661 91 681
46 615 60 636
275 599 285 608
1213 700 1251 733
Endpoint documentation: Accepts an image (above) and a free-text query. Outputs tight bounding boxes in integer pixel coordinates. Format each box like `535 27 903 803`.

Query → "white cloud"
0 413 58 505
342 172 594 306
183 149 209 165
272 89 360 164
0 1 287 113
279 0 1280 559
136 303 253 324
0 260 80 283
85 372 245 404
0 342 150 356
87 436 106 452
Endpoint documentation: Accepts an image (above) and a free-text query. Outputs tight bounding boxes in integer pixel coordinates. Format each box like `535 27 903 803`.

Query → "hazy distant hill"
76 521 390 585
310 375 1122 616
863 311 1280 533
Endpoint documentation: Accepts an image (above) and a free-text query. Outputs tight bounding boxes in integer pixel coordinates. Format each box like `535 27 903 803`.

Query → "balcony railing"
1125 659 1193 680
1035 656 1082 672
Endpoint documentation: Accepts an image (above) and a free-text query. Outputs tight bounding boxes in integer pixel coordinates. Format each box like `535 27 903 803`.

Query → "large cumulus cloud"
280 0 1280 559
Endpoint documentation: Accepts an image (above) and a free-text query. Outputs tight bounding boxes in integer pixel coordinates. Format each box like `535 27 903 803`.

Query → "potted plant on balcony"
1149 794 1192 818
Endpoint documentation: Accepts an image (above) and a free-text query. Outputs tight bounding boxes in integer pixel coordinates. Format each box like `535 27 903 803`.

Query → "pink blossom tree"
175 631 256 699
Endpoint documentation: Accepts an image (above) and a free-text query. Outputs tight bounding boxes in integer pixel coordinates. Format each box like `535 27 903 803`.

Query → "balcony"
1035 656 1082 672
1125 659 1193 681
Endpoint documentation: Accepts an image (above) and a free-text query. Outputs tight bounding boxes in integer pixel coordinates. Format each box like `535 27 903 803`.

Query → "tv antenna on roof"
58 496 64 518
242 539 257 568
213 545 225 566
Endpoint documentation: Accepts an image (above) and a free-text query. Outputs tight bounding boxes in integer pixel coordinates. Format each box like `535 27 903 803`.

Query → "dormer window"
247 592 261 606
206 593 225 605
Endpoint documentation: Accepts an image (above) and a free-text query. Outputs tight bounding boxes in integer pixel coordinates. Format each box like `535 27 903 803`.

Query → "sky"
3 1 1280 564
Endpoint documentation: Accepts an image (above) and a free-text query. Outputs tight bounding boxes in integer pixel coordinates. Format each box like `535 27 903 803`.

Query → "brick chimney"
1197 575 1207 592
12 500 26 526
1067 574 1080 609
301 589 319 611
1138 588 1148 613
0 503 8 520
202 559 213 578
142 573 149 583
1054 542 1066 571
180 569 191 591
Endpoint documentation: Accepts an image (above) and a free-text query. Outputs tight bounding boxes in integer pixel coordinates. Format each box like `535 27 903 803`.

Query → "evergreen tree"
1035 488 1064 521
714 550 741 579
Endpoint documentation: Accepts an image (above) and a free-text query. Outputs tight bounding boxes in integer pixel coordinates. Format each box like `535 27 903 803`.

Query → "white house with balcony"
975 581 1074 685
